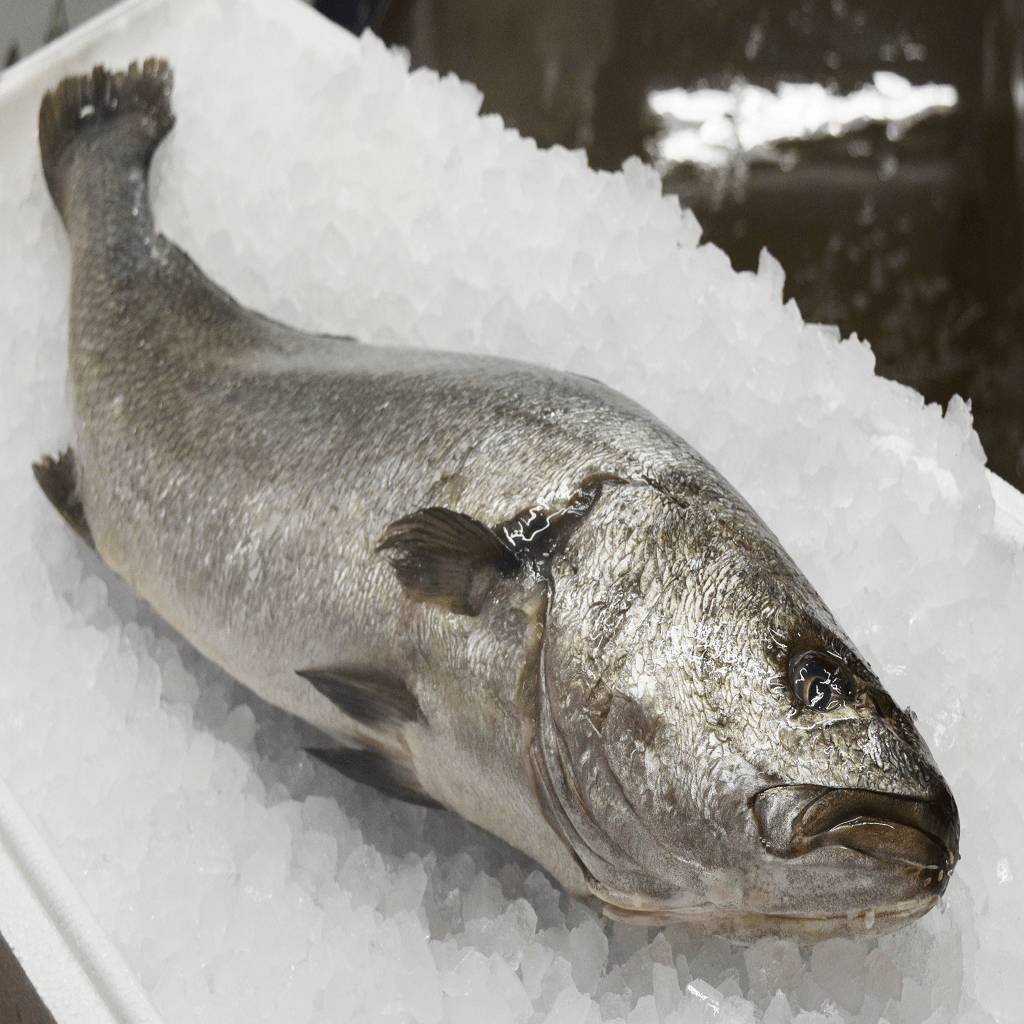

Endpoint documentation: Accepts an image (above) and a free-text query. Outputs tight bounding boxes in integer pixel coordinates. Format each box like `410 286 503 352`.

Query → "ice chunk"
565 916 608 994
180 732 216 791
744 938 805 1009
215 703 257 750
864 947 903 1006
462 869 507 922
653 960 683 1016
810 938 868 1014
761 989 794 1024
543 984 593 1024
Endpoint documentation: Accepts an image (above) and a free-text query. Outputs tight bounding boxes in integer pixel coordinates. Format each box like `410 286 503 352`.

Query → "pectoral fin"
32 448 94 548
297 665 423 727
379 475 624 616
308 745 443 808
377 507 517 615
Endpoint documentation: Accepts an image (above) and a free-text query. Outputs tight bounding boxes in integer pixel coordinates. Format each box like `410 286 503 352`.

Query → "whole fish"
35 60 958 941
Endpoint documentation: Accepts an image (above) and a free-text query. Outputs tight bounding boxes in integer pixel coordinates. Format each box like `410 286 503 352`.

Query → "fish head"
534 473 959 941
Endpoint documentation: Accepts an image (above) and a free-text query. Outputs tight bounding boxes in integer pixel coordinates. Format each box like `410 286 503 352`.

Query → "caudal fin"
38 59 174 220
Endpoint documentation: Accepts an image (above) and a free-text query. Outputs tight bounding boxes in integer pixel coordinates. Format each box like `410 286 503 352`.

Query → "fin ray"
377 507 516 615
308 746 443 808
297 665 422 727
379 476 624 616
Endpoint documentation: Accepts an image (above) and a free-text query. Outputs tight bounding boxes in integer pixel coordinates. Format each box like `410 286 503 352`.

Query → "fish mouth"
753 784 959 892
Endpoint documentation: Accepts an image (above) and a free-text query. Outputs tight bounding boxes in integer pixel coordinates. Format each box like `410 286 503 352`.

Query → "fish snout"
753 784 959 892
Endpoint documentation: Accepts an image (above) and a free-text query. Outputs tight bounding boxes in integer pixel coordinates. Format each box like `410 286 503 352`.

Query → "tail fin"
38 59 174 219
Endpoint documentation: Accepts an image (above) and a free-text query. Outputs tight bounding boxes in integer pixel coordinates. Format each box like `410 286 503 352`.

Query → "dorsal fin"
296 665 422 727
32 448 94 548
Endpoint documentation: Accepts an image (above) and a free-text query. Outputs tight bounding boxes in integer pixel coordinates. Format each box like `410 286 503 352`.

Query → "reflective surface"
382 0 1024 490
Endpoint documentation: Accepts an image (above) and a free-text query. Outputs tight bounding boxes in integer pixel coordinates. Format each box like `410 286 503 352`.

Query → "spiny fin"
377 507 518 616
297 665 422 727
38 59 174 219
379 474 624 616
308 746 443 808
32 448 94 548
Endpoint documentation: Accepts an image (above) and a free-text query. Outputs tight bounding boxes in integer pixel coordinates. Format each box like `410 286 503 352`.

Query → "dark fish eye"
789 652 849 712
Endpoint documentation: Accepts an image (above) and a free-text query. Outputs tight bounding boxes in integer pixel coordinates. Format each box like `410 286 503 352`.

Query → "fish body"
35 61 958 941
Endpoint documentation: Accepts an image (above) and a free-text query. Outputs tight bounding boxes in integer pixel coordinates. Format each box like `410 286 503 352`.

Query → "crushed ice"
0 1 1020 1022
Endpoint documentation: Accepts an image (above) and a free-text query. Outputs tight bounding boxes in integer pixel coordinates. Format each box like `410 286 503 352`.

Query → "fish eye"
789 652 850 712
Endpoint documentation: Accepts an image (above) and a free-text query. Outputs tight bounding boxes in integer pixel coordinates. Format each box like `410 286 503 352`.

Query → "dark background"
374 0 1024 491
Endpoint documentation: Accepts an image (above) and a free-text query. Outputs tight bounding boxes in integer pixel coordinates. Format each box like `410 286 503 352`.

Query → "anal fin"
308 746 443 809
32 448 94 548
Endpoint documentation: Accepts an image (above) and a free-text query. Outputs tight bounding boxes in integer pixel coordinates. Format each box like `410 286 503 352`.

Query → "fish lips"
753 784 959 894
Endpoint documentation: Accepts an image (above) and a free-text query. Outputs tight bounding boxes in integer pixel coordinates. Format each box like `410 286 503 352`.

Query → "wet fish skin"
34 60 958 941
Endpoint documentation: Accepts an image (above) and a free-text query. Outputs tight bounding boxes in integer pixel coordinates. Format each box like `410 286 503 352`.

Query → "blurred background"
4 0 1022 490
